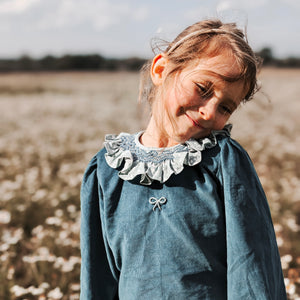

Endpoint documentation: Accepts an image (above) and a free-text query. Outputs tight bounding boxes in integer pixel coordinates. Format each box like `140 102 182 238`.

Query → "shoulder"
194 124 250 161
83 147 106 173
217 136 254 168
214 136 264 192
82 146 117 186
196 134 252 180
216 135 250 159
200 133 257 180
201 133 251 164
83 131 139 185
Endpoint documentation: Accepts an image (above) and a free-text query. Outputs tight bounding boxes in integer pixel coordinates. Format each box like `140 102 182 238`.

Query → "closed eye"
219 105 233 115
195 82 213 98
219 104 235 115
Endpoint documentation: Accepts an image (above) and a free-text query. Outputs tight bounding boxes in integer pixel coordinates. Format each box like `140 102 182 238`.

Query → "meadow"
0 69 299 299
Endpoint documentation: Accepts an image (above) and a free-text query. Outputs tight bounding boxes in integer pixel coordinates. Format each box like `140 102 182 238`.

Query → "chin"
172 131 208 144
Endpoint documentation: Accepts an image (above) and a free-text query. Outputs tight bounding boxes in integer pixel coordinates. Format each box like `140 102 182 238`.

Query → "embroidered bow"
149 197 167 211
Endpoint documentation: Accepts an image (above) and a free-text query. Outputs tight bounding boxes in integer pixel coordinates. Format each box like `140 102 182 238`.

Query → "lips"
185 113 206 129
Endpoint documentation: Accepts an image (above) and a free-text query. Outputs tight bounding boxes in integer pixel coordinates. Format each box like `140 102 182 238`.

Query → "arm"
80 155 119 299
219 139 286 299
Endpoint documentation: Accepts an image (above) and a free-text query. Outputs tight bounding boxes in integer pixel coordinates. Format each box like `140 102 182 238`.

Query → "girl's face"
150 53 247 146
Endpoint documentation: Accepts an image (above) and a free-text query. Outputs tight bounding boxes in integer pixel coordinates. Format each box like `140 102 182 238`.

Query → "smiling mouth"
185 114 205 129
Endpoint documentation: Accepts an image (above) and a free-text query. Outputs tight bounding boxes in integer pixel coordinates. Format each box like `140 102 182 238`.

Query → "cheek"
214 115 230 130
162 80 198 115
163 91 185 115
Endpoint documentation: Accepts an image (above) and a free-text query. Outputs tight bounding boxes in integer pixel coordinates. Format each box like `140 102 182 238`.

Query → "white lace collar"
104 125 231 185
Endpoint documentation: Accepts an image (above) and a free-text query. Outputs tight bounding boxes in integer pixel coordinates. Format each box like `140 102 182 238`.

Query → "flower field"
0 69 299 299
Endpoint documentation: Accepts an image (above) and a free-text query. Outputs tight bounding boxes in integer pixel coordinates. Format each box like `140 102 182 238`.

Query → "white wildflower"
2 191 14 201
54 256 65 269
55 209 63 218
286 217 300 232
50 198 59 207
69 175 80 187
45 216 62 226
27 285 44 296
2 228 23 244
7 266 14 280
32 189 47 201
47 287 63 299
61 238 72 247
39 282 50 290
60 193 68 201
286 282 296 295
54 256 81 272
47 254 56 263
281 254 293 269
37 247 50 257
32 225 44 236
0 210 11 224
10 285 27 297
70 283 80 292
59 230 68 240
61 222 68 230
274 223 283 233
2 180 19 191
67 204 77 214
23 256 37 263
0 252 9 262
23 253 56 264
16 204 26 212
0 243 9 252
276 236 284 247
284 278 290 286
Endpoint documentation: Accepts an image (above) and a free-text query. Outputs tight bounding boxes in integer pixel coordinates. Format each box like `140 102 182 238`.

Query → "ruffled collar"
104 124 231 185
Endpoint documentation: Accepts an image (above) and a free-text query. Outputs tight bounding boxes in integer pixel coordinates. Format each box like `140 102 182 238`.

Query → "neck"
141 116 179 148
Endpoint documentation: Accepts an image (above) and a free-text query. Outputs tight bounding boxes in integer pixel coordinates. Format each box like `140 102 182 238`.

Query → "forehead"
191 53 242 78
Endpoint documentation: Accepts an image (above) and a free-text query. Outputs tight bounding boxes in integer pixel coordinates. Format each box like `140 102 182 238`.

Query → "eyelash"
195 83 211 98
219 105 233 115
195 83 233 115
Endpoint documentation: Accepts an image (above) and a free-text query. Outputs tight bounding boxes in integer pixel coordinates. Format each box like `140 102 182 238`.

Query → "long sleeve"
80 155 119 299
219 139 287 299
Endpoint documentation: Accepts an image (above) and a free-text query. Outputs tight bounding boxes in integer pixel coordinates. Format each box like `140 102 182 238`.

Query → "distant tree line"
256 47 300 68
0 54 147 72
0 48 299 72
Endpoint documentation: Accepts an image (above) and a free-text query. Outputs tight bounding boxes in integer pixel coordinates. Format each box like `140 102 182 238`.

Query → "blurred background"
0 0 299 299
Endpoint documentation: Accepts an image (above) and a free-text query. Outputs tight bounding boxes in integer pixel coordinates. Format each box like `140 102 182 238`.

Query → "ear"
151 53 168 86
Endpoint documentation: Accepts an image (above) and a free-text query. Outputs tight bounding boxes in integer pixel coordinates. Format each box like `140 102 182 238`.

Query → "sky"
1 0 300 59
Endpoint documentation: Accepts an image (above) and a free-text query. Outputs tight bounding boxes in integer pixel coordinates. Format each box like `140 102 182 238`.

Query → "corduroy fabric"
80 133 286 300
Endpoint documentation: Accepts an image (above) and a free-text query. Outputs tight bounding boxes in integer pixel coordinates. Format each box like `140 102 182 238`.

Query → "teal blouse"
80 126 286 299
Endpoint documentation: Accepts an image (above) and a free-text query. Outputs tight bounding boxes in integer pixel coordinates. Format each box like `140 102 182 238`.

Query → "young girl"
80 19 287 299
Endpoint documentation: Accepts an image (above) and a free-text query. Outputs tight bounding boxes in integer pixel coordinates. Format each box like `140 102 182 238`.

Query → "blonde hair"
139 19 261 105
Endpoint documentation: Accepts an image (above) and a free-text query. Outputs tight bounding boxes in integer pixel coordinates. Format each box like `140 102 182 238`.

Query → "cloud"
184 5 215 21
56 0 125 30
0 0 41 14
216 0 269 12
216 1 231 12
37 0 149 31
133 6 149 22
280 0 300 9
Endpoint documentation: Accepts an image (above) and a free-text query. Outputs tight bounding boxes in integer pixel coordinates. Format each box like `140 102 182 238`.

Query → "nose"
198 102 216 121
